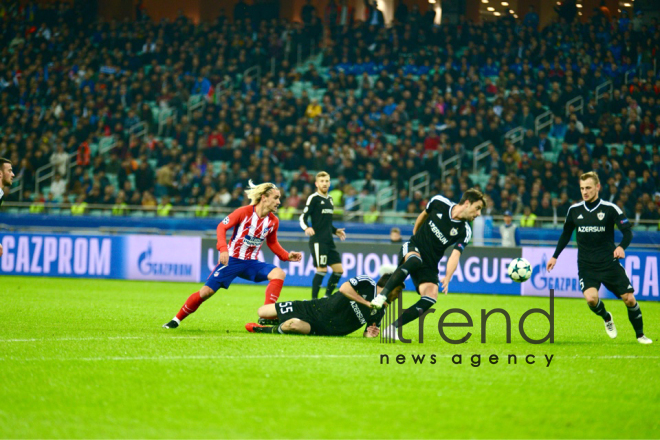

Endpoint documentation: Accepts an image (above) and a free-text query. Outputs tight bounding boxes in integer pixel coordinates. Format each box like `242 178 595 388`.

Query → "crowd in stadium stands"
0 0 659 227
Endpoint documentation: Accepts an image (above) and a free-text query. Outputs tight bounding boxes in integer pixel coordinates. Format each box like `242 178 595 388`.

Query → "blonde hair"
580 171 600 185
316 171 330 180
244 179 278 206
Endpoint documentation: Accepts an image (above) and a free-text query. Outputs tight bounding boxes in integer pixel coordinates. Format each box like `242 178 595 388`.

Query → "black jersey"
299 192 337 243
411 195 472 265
555 198 632 269
0 188 4 207
318 276 384 336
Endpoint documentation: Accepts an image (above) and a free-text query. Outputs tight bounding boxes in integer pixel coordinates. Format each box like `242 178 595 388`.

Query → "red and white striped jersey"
216 205 289 261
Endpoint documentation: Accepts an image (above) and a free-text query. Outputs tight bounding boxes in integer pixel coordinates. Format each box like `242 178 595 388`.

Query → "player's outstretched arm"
440 249 461 294
335 228 346 240
552 214 575 262
266 218 299 261
546 257 557 272
339 281 372 307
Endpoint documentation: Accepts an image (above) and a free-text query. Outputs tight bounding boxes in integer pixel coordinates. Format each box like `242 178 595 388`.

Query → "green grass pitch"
1 276 659 439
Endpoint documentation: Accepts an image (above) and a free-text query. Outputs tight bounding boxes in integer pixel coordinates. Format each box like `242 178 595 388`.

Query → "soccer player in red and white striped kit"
163 180 302 329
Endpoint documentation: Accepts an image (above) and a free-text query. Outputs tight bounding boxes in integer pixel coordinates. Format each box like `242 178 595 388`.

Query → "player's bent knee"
199 286 216 299
621 293 636 307
258 304 277 318
269 267 286 280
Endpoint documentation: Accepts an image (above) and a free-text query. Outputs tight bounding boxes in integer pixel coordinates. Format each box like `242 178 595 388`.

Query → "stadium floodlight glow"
576 3 582 8
510 9 515 14
482 0 489 3
494 11 501 16
514 14 518 18
578 11 583 15
501 1 509 5
487 7 495 11
428 0 436 3
623 2 631 6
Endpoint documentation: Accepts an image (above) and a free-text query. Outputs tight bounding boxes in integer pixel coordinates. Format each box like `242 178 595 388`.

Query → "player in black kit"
0 157 15 258
547 172 652 344
245 272 404 337
299 172 346 299
371 188 485 341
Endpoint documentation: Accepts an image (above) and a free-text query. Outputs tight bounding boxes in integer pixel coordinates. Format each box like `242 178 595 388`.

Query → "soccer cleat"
637 335 653 344
604 312 617 339
245 323 271 333
162 320 179 329
371 294 388 310
381 325 400 342
258 317 279 326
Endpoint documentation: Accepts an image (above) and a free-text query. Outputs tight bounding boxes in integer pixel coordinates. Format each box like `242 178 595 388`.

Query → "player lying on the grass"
370 188 485 341
163 180 302 329
245 272 404 337
547 171 652 344
300 171 347 299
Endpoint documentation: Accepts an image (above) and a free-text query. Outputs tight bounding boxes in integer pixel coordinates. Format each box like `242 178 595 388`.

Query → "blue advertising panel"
0 233 125 279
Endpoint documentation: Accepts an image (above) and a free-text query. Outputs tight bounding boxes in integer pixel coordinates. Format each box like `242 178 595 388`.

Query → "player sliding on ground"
245 271 404 336
163 180 302 329
547 171 652 344
370 188 485 341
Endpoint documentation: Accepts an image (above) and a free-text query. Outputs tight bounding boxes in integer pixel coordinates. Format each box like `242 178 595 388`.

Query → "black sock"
627 303 644 338
589 300 610 321
325 273 342 297
311 272 326 299
394 296 437 328
261 326 276 333
380 256 422 299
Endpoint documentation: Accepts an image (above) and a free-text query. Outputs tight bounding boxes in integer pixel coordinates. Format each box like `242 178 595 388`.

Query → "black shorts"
578 260 634 297
399 240 440 294
274 299 330 335
309 240 341 268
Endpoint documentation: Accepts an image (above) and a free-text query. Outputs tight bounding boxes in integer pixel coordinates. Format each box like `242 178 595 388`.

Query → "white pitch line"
0 354 659 362
0 335 255 343
0 354 373 362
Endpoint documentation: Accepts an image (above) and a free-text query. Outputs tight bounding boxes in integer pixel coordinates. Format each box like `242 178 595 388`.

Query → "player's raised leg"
382 281 437 340
621 293 652 344
163 259 238 329
371 252 422 309
582 286 616 338
163 286 216 329
264 267 286 305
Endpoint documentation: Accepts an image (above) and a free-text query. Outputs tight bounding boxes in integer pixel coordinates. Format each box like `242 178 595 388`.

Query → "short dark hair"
0 157 11 167
377 273 404 290
459 187 486 207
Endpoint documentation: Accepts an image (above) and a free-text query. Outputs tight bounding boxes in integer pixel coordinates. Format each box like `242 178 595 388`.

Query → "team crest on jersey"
222 216 230 225
450 228 458 236
597 212 605 221
437 213 443 219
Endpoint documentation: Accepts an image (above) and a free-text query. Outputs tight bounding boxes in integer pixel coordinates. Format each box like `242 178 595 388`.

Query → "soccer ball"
508 258 532 283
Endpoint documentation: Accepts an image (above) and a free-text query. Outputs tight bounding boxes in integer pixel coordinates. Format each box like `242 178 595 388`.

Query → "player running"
0 157 15 257
245 271 404 337
300 171 347 299
547 172 652 344
163 180 302 329
370 188 485 341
